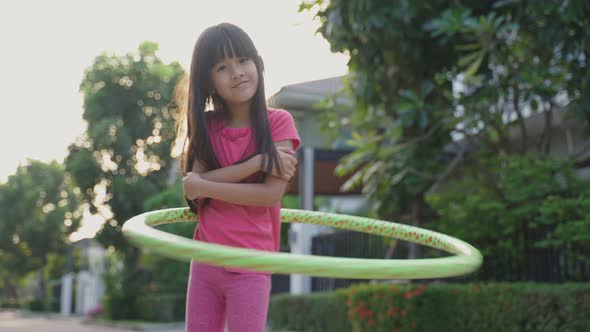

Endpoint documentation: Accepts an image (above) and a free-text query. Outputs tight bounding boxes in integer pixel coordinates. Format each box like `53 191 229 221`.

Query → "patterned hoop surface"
122 208 482 279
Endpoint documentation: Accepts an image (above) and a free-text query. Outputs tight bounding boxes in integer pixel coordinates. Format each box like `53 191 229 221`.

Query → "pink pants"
185 261 271 332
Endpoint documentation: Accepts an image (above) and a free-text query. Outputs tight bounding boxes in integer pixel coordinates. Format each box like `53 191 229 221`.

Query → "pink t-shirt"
194 108 301 274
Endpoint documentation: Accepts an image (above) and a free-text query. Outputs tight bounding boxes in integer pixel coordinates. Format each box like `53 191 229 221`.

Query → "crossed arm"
182 140 295 207
191 154 262 184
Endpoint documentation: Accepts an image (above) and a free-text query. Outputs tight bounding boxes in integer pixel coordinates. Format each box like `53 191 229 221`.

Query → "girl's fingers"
278 146 294 154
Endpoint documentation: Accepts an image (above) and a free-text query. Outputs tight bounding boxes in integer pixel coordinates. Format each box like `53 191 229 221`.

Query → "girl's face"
211 56 259 108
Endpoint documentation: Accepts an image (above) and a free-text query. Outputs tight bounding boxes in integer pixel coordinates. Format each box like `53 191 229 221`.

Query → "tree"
0 160 82 301
301 0 590 261
66 41 184 251
65 41 185 315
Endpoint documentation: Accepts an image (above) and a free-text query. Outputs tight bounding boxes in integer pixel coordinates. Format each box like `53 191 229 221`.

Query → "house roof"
267 76 351 111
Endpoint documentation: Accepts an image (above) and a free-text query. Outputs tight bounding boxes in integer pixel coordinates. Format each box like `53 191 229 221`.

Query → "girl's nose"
232 70 244 79
231 64 244 79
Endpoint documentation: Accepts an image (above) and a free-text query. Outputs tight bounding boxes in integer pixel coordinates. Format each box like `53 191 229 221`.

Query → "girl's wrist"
196 176 210 198
253 154 264 172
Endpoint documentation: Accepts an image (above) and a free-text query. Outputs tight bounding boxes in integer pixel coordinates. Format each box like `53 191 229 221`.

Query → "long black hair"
175 23 282 209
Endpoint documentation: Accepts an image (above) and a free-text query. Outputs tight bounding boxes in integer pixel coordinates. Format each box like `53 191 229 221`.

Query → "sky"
0 0 349 240
0 0 349 182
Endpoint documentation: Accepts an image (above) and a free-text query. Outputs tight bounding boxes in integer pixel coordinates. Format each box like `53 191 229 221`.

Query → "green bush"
1 298 22 309
102 293 136 320
27 299 45 312
269 282 590 332
269 290 351 332
44 297 60 313
426 155 590 281
136 293 185 322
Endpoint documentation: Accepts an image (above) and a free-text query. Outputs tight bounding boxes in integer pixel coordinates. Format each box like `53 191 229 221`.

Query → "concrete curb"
82 319 297 332
1 309 69 320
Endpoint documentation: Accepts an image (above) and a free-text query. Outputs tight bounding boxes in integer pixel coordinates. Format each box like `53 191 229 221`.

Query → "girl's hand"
183 172 204 200
262 146 298 180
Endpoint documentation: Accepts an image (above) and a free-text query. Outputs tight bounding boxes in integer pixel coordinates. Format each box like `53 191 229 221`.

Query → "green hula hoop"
122 208 482 279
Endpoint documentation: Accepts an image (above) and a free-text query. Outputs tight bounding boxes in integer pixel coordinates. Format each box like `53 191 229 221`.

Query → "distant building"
61 238 106 316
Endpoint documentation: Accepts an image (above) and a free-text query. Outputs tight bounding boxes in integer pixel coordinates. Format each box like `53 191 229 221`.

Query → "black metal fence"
472 224 590 282
271 247 292 295
311 230 398 292
307 228 589 293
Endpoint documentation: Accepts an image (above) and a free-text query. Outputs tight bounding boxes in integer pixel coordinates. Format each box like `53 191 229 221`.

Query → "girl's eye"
216 65 226 72
240 58 249 63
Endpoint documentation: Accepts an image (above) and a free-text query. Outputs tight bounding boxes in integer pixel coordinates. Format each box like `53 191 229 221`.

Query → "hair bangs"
213 25 259 64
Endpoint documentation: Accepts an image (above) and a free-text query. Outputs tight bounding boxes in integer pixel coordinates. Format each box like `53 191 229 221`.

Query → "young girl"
175 23 301 332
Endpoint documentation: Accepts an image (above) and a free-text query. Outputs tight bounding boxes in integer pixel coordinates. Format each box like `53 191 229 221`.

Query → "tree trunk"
2 277 19 300
37 269 46 301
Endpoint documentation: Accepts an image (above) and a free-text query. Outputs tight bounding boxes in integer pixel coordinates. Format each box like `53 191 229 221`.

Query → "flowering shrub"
270 282 590 332
85 303 104 318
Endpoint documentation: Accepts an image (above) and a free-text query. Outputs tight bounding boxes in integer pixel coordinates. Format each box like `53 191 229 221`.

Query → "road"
0 310 184 332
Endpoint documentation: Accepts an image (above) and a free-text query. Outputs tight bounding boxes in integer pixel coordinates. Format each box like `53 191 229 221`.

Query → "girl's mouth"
233 80 249 88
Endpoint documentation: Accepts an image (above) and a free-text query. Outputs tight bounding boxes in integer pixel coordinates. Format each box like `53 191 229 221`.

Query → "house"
268 76 367 294
507 108 590 175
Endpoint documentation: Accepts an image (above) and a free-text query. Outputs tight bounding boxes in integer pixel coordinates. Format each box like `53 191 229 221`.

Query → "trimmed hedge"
102 293 137 320
136 293 186 322
0 299 21 309
268 283 590 332
27 299 45 312
103 293 185 322
269 290 352 332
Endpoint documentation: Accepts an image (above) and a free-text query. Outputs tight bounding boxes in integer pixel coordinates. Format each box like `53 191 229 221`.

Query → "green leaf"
398 109 416 126
530 99 539 112
456 43 482 51
419 111 429 129
458 51 483 67
464 52 485 80
391 168 408 186
420 81 435 98
341 170 364 192
298 2 316 12
399 89 418 102
334 149 372 176
394 102 416 113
